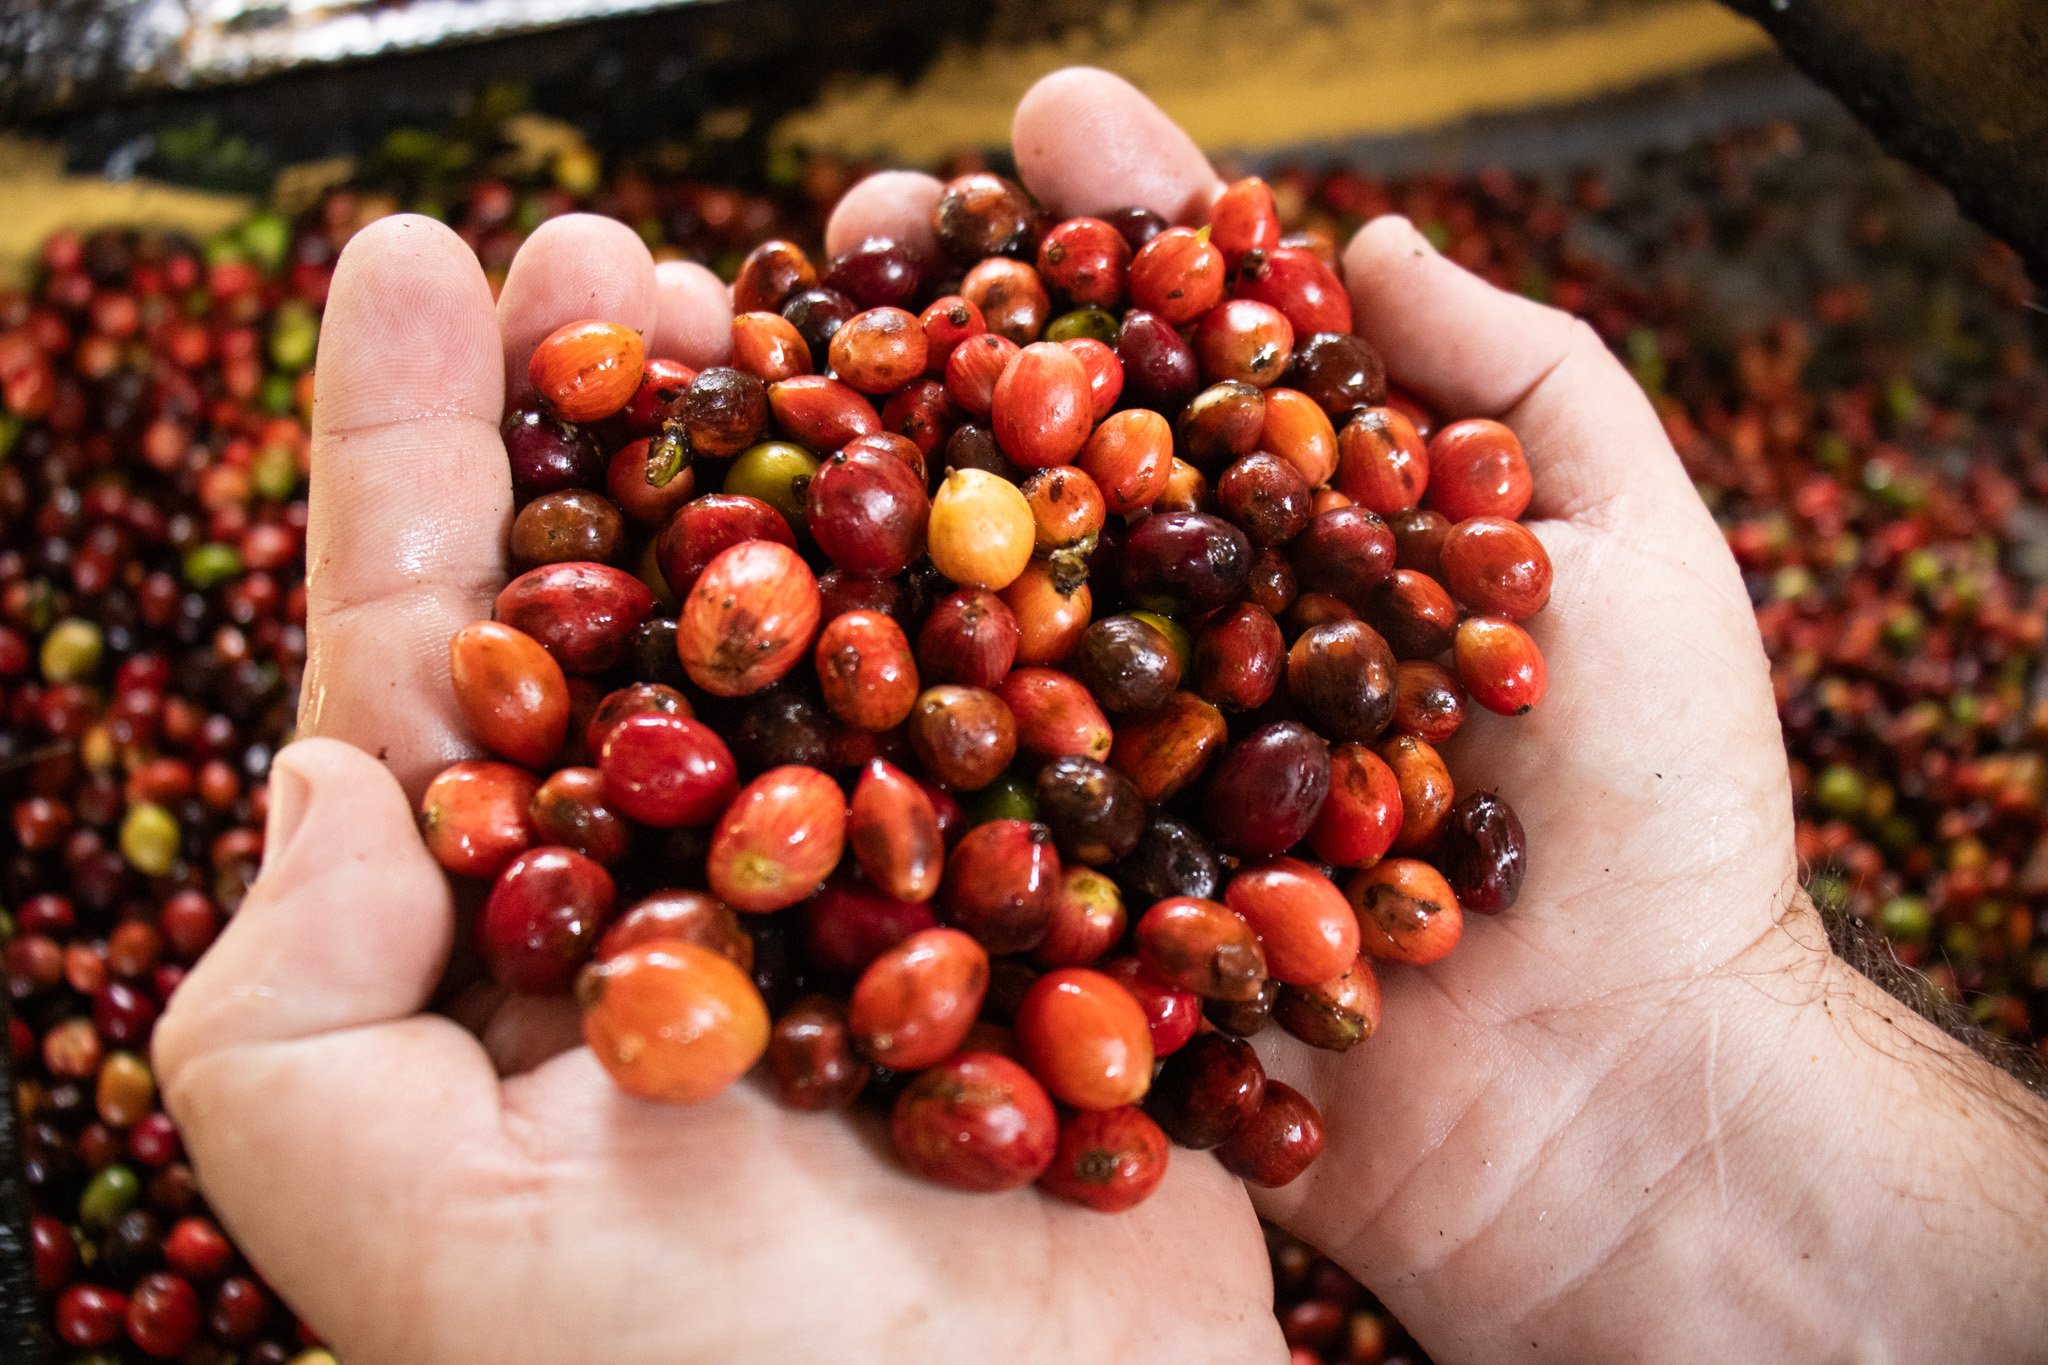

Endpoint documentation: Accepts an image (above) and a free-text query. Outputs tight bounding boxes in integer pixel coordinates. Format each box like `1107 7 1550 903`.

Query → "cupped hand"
154 65 2036 1365
150 121 1283 1365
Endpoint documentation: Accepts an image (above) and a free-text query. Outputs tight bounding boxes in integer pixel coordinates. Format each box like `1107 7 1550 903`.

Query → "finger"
1344 215 1696 522
153 742 505 1355
302 215 507 795
650 260 735 368
825 170 944 261
155 738 456 1061
497 213 660 399
1011 67 1221 224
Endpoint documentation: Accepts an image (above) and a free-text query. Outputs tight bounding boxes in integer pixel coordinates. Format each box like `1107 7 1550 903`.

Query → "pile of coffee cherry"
424 172 1543 1209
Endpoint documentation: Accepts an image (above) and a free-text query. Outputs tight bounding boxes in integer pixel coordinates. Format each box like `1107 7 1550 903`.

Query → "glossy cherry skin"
599 713 738 828
1136 897 1268 1002
494 561 655 674
448 620 569 767
806 445 929 579
1214 1080 1324 1186
677 540 821 698
706 766 846 913
1439 515 1553 620
1347 858 1464 964
1145 1031 1266 1149
479 846 618 993
1224 858 1361 986
847 759 946 903
1203 721 1332 858
940 819 1062 955
419 760 539 877
1038 1106 1171 1212
849 927 989 1070
1307 743 1404 868
579 941 769 1105
1015 967 1155 1110
892 1051 1060 1192
1427 418 1534 521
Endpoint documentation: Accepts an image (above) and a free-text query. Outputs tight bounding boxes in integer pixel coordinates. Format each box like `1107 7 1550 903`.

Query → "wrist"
1498 910 2048 1361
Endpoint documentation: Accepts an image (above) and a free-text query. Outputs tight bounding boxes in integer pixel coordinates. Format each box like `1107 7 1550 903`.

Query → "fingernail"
259 757 313 878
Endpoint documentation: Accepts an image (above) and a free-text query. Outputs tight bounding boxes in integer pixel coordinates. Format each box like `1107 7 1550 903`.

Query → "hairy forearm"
1495 925 2048 1363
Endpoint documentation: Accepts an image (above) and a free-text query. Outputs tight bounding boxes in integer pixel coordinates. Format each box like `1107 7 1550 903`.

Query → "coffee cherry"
579 941 769 1105
1215 1081 1324 1187
529 319 645 422
892 1052 1059 1191
1039 1106 1171 1213
850 927 989 1069
707 766 846 913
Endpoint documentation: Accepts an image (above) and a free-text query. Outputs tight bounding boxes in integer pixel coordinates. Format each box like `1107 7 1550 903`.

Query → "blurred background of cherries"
1 96 2043 1361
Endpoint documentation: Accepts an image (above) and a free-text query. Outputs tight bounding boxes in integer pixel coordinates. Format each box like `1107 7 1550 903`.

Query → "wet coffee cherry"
530 766 633 865
1438 790 1527 915
1204 721 1332 858
1347 858 1463 964
1136 897 1268 1002
1217 451 1313 548
1113 814 1223 907
929 468 1035 591
1334 407 1428 514
1038 216 1132 308
503 404 604 498
707 766 846 913
598 713 738 828
734 239 818 314
1146 1031 1265 1148
1454 615 1548 715
677 541 821 698
1287 620 1396 743
1289 332 1388 417
892 1051 1058 1192
1116 308 1200 414
814 610 919 733
1440 516 1552 620
1259 388 1340 486
940 819 1061 955
993 341 1094 469
908 685 1017 791
998 667 1111 763
1307 743 1403 868
934 173 1036 262
1427 418 1533 521
420 761 539 878
766 995 869 1111
1274 959 1383 1052
1290 506 1396 605
830 306 928 394
529 319 645 423
1038 1106 1171 1212
963 257 1051 343
1392 659 1467 743
1191 602 1285 711
1236 245 1352 336
1215 1081 1324 1187
654 493 794 598
1035 868 1128 967
807 446 929 579
1070 614 1182 715
511 489 625 568
448 620 568 767
1016 967 1154 1110
1224 858 1360 986
1380 734 1454 853
848 759 945 903
1364 568 1459 659
479 846 618 993
1130 227 1225 324
1121 511 1252 612
1108 691 1227 803
917 588 1020 689
579 941 769 1105
1035 756 1144 866
495 561 656 674
599 891 752 972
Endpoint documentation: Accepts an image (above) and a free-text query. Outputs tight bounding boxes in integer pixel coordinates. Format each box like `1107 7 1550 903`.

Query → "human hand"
153 64 2048 1365
981 70 2048 1364
151 179 1281 1364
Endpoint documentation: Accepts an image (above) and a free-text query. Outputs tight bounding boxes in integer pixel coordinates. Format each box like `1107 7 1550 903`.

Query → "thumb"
154 738 506 1354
